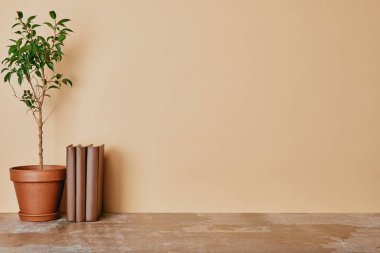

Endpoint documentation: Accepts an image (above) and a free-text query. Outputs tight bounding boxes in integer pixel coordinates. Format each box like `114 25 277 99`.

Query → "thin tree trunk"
38 109 43 170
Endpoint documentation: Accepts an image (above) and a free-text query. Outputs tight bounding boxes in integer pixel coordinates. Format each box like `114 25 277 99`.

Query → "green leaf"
61 28 74 33
62 78 72 86
27 15 37 22
48 85 59 89
22 67 28 76
47 62 54 71
55 44 62 52
1 68 8 73
18 75 23 85
43 22 54 29
35 70 42 78
31 24 41 29
4 72 11 82
12 23 20 29
57 19 70 26
17 11 23 19
8 46 14 56
1 58 10 64
23 99 32 108
49 11 56 19
57 34 66 42
37 36 46 43
56 73 62 79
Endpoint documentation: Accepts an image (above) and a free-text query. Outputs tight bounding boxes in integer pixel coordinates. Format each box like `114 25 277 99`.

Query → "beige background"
0 0 380 213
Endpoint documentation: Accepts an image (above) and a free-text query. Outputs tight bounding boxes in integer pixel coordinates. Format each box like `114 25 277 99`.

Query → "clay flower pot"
9 165 66 222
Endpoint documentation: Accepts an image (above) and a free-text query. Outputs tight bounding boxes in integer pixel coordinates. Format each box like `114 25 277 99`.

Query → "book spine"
97 145 105 218
66 145 76 222
75 146 86 222
86 146 99 221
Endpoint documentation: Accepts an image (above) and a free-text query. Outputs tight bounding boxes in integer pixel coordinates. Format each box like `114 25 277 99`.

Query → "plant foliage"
2 11 73 110
1 11 73 168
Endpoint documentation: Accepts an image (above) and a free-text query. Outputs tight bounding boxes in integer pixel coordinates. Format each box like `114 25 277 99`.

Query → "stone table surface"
0 213 380 252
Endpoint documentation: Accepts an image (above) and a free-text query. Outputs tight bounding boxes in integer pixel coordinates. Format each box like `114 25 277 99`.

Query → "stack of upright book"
66 144 105 222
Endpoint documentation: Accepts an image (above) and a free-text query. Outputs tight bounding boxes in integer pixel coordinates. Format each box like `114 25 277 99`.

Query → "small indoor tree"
2 11 73 170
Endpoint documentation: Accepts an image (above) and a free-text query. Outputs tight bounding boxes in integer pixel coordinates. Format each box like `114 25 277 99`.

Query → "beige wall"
1 0 380 213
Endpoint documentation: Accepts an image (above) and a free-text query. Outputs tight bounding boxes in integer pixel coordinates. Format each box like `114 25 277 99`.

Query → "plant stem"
38 109 43 170
37 68 47 170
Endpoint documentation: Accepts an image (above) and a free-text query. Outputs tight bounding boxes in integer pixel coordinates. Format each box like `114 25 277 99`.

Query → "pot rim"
10 165 66 183
10 165 65 170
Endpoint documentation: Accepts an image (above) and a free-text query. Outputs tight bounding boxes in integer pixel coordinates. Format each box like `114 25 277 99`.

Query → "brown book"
97 145 105 218
75 145 86 222
66 144 76 222
86 146 99 221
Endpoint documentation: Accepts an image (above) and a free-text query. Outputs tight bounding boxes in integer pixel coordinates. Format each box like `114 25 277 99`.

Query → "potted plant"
1 11 73 221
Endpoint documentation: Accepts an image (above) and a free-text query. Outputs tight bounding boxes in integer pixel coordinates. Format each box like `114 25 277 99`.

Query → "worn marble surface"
0 213 379 252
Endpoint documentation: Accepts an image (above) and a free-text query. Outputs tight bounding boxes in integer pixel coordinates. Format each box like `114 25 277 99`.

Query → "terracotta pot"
9 165 66 222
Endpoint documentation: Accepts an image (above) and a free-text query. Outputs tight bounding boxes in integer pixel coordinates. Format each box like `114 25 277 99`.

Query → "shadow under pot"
9 165 66 222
